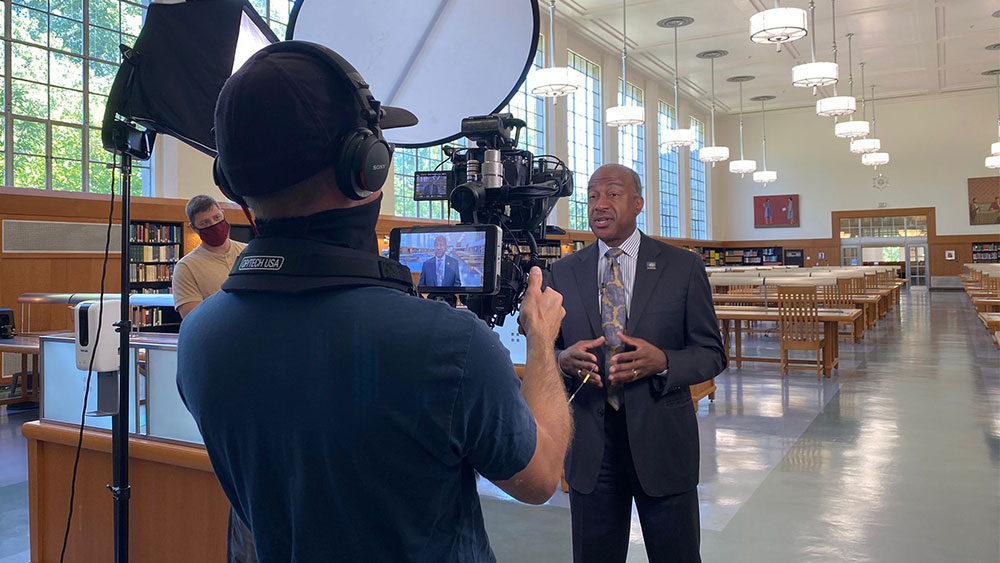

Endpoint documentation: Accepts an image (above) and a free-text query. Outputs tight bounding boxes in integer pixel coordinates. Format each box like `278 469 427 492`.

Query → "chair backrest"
837 277 853 301
820 283 842 309
988 275 999 296
777 285 821 342
729 284 757 295
864 273 878 290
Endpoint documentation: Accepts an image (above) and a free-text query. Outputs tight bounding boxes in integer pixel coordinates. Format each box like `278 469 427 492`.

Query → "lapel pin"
646 261 657 270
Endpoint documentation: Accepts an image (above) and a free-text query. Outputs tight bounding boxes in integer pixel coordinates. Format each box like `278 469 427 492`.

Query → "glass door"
906 244 927 286
841 245 861 266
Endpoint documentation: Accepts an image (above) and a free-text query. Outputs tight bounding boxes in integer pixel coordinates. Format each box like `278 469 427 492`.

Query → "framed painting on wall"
968 177 1000 225
754 194 800 228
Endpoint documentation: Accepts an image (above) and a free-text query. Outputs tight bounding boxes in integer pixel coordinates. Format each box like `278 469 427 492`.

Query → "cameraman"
176 42 571 562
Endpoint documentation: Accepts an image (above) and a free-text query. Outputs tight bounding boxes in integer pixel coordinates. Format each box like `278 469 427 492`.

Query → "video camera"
390 113 573 327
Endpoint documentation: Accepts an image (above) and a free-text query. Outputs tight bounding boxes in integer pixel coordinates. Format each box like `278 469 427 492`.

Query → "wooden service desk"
714 306 862 377
0 335 39 406
22 421 229 563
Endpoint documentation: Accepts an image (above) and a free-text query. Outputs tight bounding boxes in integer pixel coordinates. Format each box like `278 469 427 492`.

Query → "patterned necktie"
601 248 627 410
437 258 445 285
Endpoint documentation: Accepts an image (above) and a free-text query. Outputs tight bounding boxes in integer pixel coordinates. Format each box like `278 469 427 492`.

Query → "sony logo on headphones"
238 255 285 271
371 163 388 171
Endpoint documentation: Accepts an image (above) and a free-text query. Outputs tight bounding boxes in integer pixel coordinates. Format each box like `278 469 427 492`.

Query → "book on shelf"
129 222 181 244
130 263 175 283
129 244 178 262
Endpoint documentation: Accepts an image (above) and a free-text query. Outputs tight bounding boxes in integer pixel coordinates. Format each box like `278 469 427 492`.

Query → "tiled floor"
480 289 1000 562
1 289 997 562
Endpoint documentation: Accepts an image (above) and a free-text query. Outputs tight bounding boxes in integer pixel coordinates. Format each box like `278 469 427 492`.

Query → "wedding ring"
577 369 582 377
633 368 637 378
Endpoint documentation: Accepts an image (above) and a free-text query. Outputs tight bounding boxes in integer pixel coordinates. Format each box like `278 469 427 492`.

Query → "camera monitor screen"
413 171 451 201
389 225 501 294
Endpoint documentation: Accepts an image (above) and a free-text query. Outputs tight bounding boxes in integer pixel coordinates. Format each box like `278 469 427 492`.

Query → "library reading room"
0 1 998 562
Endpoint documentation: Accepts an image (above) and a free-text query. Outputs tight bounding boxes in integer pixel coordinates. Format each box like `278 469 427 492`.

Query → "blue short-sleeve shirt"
177 286 536 562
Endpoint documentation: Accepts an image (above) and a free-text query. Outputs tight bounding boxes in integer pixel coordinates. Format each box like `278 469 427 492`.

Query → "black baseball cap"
214 41 417 198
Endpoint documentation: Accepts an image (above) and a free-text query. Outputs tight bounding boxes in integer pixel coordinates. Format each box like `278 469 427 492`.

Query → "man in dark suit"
549 164 726 563
418 235 461 286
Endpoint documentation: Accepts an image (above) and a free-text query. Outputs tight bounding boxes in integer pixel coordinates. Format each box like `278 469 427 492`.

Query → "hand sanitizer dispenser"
75 299 120 373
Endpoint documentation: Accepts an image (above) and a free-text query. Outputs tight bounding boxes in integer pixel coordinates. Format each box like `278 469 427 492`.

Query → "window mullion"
82 0 92 193
4 6 13 187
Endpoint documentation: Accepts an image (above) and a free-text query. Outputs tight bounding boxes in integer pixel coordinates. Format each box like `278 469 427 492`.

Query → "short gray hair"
185 195 220 223
628 169 643 197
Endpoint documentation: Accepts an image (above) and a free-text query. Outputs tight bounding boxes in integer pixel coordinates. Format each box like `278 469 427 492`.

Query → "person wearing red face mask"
172 194 248 320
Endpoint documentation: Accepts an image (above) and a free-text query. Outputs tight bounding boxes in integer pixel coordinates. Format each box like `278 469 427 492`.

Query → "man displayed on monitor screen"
418 235 462 287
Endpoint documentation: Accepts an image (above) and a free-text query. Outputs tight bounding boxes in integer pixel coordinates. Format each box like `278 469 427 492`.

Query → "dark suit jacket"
418 255 461 287
550 234 726 496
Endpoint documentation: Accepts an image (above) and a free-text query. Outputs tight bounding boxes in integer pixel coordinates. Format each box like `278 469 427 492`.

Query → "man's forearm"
522 335 572 470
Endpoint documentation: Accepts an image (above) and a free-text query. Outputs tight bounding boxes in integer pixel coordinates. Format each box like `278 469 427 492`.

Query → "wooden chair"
777 285 825 379
820 284 842 309
988 276 999 297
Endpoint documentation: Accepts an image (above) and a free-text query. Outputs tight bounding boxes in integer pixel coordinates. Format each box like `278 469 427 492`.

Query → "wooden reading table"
714 306 863 377
0 335 39 406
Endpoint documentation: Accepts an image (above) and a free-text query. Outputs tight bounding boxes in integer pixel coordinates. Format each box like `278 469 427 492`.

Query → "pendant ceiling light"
816 1 855 117
861 84 889 167
750 1 808 49
793 1 838 89
850 63 881 153
835 35 870 138
986 69 1000 169
526 0 580 98
659 17 697 148
606 0 643 127
752 95 778 184
696 50 730 166
728 75 757 175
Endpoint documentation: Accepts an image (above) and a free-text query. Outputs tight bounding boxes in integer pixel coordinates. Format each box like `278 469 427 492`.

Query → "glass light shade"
987 154 1000 169
835 120 870 138
753 170 777 183
698 145 730 163
792 61 838 87
660 128 697 149
729 159 757 174
862 152 889 166
606 105 644 127
992 141 1000 156
816 96 856 117
526 66 580 97
850 138 881 154
750 8 808 44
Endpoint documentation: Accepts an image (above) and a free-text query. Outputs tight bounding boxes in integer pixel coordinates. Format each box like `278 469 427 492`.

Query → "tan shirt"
172 240 247 310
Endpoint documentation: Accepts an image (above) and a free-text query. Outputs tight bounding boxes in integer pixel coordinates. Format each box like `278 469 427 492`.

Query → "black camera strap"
222 237 415 295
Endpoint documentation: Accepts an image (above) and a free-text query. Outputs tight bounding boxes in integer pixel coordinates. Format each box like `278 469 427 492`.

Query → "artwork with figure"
754 194 800 228
968 177 1000 225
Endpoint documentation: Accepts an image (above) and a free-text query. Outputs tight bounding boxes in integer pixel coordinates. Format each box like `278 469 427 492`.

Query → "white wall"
711 88 998 240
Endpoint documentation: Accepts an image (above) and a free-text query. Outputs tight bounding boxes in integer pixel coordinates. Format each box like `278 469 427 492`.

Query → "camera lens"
450 183 484 215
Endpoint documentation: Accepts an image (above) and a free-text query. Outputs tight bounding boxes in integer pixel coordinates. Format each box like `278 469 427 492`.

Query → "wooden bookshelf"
129 221 184 332
972 242 999 264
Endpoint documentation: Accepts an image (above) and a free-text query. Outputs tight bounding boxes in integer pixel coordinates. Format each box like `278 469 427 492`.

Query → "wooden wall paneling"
931 234 1000 277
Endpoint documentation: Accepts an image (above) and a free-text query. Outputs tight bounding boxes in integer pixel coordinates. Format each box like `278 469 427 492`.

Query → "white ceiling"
555 0 1000 113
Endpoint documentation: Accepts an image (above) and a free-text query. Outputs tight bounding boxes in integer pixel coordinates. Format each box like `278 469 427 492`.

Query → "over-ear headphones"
213 40 394 207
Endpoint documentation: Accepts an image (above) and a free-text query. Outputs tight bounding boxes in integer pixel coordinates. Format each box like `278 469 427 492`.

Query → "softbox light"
102 0 278 158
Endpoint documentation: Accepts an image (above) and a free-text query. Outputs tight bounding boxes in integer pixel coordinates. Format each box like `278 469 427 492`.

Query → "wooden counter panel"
23 421 228 563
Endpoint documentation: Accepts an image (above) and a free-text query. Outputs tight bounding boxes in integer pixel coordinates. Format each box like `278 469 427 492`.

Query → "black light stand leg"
110 152 132 563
